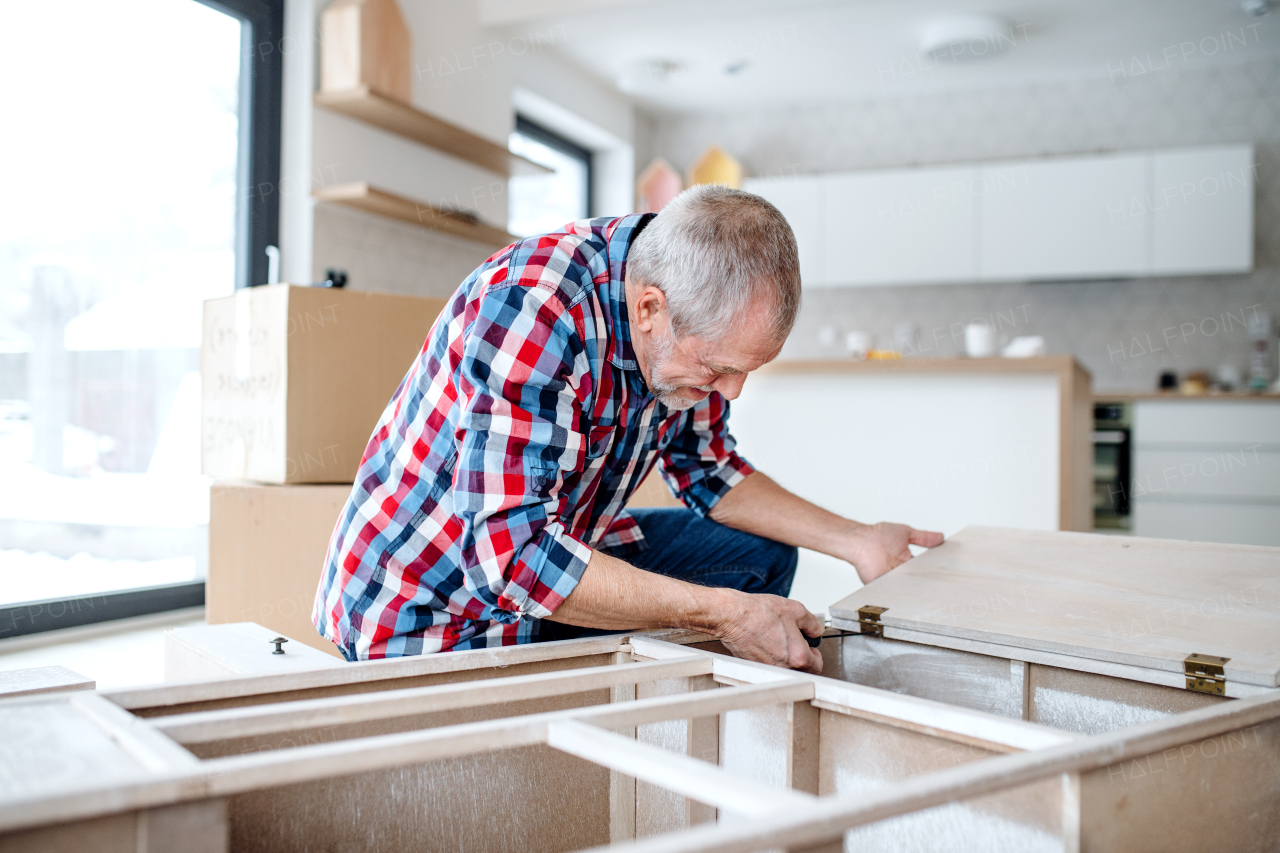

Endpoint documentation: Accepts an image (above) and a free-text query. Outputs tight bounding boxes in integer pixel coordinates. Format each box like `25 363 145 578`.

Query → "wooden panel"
140 801 229 853
314 88 548 177
1149 144 1254 276
228 744 608 853
314 181 518 247
319 0 411 104
838 635 1024 720
1029 664 1221 736
627 467 682 509
819 711 1070 852
0 813 138 853
831 526 1280 689
635 675 719 837
133 652 619 717
189 690 608 761
1080 717 1280 852
166 624 345 682
0 699 152 801
0 666 93 698
979 152 1148 281
821 166 977 287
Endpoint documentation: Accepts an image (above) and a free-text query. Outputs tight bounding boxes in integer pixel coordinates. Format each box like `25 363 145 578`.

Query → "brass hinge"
856 605 888 637
1184 653 1230 695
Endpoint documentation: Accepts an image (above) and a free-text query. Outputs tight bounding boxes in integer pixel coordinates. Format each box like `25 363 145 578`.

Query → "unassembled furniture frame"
2 628 1279 852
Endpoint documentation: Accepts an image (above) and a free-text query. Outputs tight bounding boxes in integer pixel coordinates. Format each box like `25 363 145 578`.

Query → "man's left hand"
846 522 944 583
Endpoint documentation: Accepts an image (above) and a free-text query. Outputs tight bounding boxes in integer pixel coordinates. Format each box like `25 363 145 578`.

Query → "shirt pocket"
426 448 459 502
585 424 615 461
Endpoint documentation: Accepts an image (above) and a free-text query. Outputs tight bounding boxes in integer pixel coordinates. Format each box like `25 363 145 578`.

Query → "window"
0 0 281 637
508 116 594 237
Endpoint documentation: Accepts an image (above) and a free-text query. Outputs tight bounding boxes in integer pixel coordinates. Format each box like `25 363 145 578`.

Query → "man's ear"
632 285 667 334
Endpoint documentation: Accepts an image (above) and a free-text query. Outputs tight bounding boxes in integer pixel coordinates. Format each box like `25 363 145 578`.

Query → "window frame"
514 114 595 220
2 0 283 639
200 0 284 291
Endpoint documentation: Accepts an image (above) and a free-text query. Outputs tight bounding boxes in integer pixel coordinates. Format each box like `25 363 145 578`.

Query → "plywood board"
831 526 1280 688
0 666 93 698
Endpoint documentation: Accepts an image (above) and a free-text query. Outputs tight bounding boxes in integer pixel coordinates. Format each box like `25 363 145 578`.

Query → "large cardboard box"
207 480 351 659
201 284 447 484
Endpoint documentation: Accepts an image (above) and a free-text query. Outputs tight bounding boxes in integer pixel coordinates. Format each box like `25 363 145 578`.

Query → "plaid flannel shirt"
313 214 754 660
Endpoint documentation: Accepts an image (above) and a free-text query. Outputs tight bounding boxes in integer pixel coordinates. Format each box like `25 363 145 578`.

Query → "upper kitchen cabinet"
978 152 1148 281
820 166 978 287
1149 144 1254 276
741 174 825 285
744 144 1253 289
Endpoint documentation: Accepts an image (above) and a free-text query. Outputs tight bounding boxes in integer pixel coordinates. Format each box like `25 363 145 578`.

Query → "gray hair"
626 184 802 344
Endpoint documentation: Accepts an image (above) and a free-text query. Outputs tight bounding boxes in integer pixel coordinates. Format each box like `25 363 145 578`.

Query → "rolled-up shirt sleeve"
657 394 755 516
452 281 595 623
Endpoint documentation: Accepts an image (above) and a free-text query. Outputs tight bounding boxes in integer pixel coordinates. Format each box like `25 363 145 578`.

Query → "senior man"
314 185 942 671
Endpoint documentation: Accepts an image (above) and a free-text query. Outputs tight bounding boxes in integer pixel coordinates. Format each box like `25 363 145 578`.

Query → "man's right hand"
712 589 824 674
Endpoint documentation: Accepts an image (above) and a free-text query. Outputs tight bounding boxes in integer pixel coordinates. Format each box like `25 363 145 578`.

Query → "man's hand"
846 521 945 583
712 589 824 674
709 472 944 585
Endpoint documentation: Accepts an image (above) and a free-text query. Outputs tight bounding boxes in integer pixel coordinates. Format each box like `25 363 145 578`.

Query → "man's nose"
713 373 748 400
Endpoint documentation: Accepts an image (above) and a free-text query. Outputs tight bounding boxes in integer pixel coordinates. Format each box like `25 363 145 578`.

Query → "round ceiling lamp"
919 13 1016 62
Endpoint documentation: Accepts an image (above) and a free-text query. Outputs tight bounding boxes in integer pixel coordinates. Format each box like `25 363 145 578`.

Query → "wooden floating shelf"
313 181 519 249
315 87 551 178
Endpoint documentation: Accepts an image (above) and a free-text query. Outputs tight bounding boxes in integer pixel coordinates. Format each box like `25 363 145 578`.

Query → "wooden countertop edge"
760 356 1083 376
1094 391 1280 402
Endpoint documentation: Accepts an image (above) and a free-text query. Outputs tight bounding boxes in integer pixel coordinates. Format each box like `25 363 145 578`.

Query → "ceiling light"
617 59 683 93
920 14 1016 62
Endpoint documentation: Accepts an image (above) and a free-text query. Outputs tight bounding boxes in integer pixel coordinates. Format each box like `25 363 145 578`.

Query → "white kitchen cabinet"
741 174 825 285
979 152 1148 281
743 145 1253 290
1150 144 1254 275
1131 400 1280 547
819 166 977 287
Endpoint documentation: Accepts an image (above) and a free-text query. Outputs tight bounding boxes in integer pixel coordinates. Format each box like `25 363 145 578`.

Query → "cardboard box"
201 284 447 484
207 480 351 659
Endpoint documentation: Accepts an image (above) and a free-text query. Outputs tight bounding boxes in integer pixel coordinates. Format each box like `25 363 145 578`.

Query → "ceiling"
484 0 1280 112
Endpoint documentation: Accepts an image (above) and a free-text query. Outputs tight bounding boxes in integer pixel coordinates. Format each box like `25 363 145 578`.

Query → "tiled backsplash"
638 60 1280 392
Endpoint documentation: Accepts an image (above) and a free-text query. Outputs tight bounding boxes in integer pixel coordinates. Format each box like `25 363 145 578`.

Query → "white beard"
647 328 714 411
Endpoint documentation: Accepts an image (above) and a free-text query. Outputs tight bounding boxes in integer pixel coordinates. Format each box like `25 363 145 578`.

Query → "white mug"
964 322 996 358
845 330 873 360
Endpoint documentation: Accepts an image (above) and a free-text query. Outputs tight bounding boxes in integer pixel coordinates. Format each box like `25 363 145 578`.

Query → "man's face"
641 298 784 411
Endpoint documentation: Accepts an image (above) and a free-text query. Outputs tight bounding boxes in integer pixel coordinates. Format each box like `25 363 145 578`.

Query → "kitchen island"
724 356 1092 609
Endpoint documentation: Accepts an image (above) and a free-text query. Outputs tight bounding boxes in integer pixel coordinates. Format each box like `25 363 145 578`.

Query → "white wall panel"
821 166 977 287
1150 145 1254 275
979 152 1148 281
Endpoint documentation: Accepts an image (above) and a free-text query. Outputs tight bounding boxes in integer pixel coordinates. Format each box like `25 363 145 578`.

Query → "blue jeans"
534 508 799 642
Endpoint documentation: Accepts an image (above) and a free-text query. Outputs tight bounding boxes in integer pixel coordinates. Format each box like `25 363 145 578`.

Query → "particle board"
0 666 93 698
165 623 344 682
6 633 1280 853
831 526 1280 690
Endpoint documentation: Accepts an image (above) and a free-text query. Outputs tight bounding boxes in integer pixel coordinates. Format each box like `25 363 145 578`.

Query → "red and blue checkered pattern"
313 215 753 659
